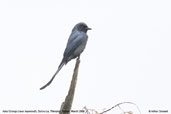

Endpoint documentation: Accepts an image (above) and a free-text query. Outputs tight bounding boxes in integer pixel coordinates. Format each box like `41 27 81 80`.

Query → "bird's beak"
87 27 92 30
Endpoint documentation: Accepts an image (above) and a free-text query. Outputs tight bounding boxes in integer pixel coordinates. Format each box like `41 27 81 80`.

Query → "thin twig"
100 102 141 114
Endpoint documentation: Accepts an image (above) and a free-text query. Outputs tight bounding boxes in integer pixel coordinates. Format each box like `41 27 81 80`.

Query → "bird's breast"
74 36 88 56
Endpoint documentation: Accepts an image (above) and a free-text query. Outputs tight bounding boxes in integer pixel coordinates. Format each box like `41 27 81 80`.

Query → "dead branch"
83 102 141 114
100 102 141 114
59 56 80 114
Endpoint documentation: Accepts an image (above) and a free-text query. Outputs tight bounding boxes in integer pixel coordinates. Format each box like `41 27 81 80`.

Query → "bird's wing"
64 33 86 59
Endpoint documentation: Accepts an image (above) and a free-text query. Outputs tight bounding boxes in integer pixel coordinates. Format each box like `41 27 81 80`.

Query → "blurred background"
0 0 171 113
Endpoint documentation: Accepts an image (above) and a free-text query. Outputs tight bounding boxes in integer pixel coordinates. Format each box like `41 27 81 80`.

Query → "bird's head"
73 22 91 33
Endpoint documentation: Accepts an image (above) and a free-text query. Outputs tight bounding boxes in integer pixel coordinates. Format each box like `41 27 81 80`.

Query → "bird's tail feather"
40 59 66 90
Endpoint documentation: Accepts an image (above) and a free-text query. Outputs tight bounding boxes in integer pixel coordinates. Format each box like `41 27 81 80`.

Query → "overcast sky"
0 0 171 113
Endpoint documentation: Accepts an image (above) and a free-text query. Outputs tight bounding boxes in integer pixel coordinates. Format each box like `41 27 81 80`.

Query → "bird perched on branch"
40 22 91 90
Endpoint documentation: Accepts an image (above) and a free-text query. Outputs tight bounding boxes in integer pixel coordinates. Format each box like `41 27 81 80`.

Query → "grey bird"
40 22 91 90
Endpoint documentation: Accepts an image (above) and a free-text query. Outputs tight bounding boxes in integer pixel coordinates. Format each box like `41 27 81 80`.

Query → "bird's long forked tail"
40 60 66 90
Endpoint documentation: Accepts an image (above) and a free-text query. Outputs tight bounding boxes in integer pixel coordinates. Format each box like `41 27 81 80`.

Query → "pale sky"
0 0 171 114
